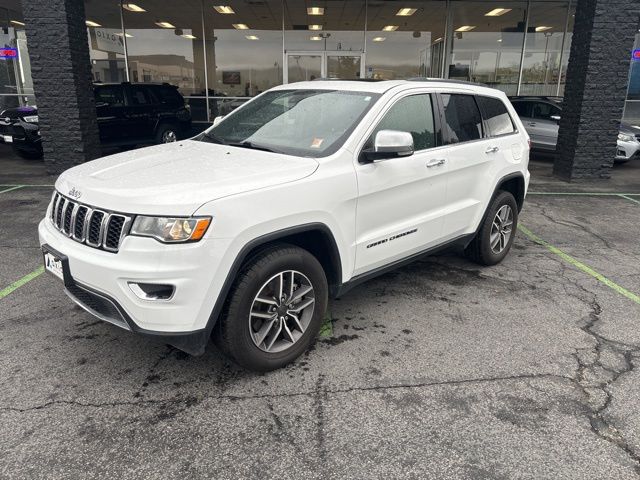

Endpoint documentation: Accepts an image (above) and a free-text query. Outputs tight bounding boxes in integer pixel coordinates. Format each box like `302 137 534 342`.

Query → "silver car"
510 96 639 163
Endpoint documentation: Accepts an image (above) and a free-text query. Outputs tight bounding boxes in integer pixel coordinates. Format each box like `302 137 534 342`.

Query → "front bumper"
616 138 640 160
0 119 41 149
39 218 233 355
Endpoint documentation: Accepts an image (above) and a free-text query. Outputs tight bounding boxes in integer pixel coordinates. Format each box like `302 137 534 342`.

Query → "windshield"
196 89 380 157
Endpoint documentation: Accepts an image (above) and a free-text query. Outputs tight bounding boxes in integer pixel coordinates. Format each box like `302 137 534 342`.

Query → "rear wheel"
465 190 518 266
214 245 328 371
155 124 178 144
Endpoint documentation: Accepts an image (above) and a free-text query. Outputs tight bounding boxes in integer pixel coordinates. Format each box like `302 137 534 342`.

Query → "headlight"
618 133 634 142
130 216 211 243
22 115 38 123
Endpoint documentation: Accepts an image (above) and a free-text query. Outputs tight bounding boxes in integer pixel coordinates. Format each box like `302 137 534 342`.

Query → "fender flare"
199 222 343 345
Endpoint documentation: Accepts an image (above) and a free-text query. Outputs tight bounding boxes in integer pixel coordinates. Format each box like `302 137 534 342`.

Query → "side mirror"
550 115 561 122
362 130 414 163
212 115 225 127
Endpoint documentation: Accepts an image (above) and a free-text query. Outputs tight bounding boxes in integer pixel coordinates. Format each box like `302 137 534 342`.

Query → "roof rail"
508 95 563 101
406 77 487 87
310 77 385 82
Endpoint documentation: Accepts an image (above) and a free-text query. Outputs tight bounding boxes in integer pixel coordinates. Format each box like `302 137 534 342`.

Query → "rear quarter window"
477 96 515 137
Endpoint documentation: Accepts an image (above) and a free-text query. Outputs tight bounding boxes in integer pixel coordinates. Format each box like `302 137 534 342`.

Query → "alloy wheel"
162 130 177 143
249 270 316 353
490 204 514 254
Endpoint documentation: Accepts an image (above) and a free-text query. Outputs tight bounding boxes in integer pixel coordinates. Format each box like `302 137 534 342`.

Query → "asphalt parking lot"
2 147 640 479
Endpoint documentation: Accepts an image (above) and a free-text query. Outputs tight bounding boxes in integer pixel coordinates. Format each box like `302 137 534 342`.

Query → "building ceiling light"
232 23 249 29
433 37 443 43
535 26 552 32
245 35 259 40
213 6 235 14
309 24 323 30
122 3 145 12
455 25 476 32
485 8 512 16
396 8 417 16
116 32 134 38
310 35 322 41
155 21 175 29
307 7 325 15
372 36 386 42
85 20 102 27
10 20 25 26
182 34 197 39
382 25 399 31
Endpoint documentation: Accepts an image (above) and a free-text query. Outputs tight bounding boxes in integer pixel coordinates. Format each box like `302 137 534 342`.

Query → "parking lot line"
518 225 640 306
0 266 45 300
619 194 640 205
0 185 24 194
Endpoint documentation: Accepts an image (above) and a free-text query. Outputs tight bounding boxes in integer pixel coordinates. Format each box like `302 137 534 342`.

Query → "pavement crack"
571 296 640 472
0 372 573 414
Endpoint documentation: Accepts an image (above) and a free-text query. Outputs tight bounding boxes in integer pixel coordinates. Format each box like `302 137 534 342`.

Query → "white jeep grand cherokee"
39 79 530 371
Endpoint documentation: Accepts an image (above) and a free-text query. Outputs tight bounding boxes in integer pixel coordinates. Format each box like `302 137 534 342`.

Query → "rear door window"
441 94 483 143
94 85 125 107
130 86 151 105
477 96 515 137
531 102 560 120
511 101 531 118
370 94 436 151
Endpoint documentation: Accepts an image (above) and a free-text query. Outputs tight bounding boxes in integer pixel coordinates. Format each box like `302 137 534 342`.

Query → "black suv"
0 82 192 159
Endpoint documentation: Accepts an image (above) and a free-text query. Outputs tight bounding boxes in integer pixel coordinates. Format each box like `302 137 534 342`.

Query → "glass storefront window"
623 32 640 124
85 1 126 84
448 1 527 95
284 0 366 81
0 0 597 125
365 1 446 80
520 1 572 96
0 4 34 110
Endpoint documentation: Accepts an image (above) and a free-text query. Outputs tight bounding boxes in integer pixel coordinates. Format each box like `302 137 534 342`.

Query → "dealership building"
0 0 638 179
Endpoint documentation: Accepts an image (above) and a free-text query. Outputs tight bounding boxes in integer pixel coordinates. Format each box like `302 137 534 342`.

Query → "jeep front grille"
49 192 132 253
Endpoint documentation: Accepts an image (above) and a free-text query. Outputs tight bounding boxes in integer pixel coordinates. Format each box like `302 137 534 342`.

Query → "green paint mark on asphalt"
0 185 23 194
319 313 333 337
0 184 54 187
619 194 640 206
0 266 45 300
528 192 640 196
518 224 640 306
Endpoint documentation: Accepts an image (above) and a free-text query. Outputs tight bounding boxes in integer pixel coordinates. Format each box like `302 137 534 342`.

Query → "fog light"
128 282 175 300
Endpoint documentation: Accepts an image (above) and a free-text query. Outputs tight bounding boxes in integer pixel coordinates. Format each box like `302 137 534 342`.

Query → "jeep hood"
55 140 319 215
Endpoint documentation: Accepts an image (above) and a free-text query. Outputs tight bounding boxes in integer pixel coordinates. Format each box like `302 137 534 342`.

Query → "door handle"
485 146 499 154
426 158 446 168
528 122 537 126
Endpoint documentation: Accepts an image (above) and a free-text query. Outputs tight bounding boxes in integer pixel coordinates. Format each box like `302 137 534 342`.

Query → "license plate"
44 251 64 282
3 135 12 143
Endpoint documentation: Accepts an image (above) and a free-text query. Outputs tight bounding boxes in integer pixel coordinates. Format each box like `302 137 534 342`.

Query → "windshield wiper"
201 131 227 145
226 141 280 154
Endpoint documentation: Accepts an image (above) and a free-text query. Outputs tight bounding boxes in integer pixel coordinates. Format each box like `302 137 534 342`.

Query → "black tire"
12 146 43 160
214 244 328 372
155 123 179 144
465 190 518 266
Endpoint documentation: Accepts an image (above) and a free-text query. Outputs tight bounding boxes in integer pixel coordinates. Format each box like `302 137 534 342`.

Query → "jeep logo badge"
68 187 81 199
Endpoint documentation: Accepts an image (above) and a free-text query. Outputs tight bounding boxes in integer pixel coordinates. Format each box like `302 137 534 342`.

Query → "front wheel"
214 245 328 371
465 190 518 266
